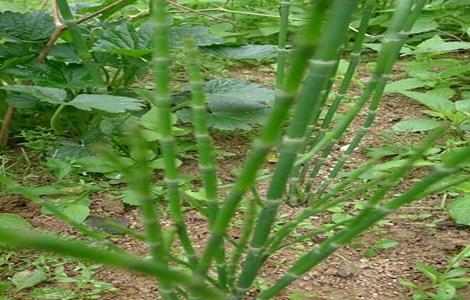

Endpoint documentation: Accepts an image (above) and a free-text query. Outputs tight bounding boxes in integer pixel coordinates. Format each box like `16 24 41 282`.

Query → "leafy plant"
400 245 470 300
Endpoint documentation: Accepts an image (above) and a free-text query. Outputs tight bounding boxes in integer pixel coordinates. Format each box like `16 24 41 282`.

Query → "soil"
1 64 469 300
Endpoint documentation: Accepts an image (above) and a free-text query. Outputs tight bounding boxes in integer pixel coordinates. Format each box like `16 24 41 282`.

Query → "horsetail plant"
2 1 469 300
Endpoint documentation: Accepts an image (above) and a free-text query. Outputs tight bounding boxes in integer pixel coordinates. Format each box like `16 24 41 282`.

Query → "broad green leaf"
5 93 38 109
0 213 32 230
437 281 456 300
1 85 66 105
416 262 441 283
455 99 470 115
384 78 426 94
448 195 470 226
414 36 470 54
0 11 54 41
392 119 442 132
401 91 455 114
48 44 82 63
203 45 278 59
120 187 163 206
75 156 134 173
68 94 144 113
63 204 90 224
176 78 275 130
93 23 151 57
54 140 93 159
374 239 399 249
409 16 438 34
169 25 224 47
12 269 47 290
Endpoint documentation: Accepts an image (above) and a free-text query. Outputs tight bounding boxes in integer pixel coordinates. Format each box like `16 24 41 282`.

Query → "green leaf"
1 85 66 105
374 239 399 249
414 36 470 54
0 11 54 41
75 156 134 173
392 119 442 132
93 23 151 57
409 16 439 34
68 94 144 113
48 44 82 63
448 195 470 226
437 281 456 300
455 99 470 115
169 25 224 47
63 204 90 224
203 45 278 59
401 91 455 114
0 213 32 230
12 269 48 290
120 187 163 206
30 287 75 299
416 262 441 283
384 78 426 94
176 78 275 130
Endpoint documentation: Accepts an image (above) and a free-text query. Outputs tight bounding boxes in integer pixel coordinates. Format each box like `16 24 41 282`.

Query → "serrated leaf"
1 85 66 105
203 44 278 59
448 195 470 226
68 94 144 113
0 11 54 41
392 119 442 132
75 156 133 173
120 187 163 206
176 78 274 130
12 269 47 290
414 35 470 54
401 91 455 114
48 44 81 63
93 23 151 57
0 213 32 230
384 78 426 94
63 204 90 224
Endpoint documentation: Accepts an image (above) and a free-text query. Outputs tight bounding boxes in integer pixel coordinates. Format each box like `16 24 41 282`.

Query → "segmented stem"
151 0 197 266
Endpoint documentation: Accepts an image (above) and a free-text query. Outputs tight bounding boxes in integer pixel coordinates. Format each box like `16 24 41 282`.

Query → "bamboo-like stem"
257 146 470 300
234 1 360 296
228 189 258 286
275 0 290 88
151 0 198 266
309 0 426 198
197 0 330 277
0 229 222 299
296 2 374 195
183 37 228 288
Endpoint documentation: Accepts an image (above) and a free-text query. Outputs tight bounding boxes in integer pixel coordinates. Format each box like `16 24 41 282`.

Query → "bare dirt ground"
1 64 469 300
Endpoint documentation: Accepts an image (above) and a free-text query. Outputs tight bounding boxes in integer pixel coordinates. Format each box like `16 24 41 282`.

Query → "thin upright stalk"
151 0 198 267
276 0 290 87
235 1 360 296
197 0 330 276
183 37 228 288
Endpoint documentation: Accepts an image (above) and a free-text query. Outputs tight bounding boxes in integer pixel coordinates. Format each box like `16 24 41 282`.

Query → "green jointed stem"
0 229 222 299
151 0 197 266
298 2 374 193
235 1 360 295
197 0 330 276
257 147 470 299
55 0 104 86
276 0 290 87
296 0 416 169
183 37 228 288
312 0 427 197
